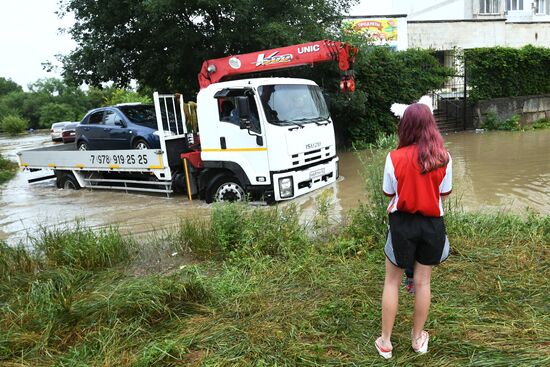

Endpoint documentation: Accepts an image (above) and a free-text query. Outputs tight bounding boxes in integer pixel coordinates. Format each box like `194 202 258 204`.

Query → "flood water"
1 130 548 245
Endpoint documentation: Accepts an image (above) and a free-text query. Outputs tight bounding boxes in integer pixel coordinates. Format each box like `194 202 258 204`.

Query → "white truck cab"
197 77 339 203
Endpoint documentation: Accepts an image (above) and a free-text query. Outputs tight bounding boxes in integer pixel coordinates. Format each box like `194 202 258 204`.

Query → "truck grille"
292 146 331 166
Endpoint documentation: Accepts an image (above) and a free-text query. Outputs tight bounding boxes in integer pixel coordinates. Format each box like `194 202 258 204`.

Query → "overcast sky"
0 0 391 90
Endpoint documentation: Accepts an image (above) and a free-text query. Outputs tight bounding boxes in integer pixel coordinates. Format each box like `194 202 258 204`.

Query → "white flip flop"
412 330 430 354
375 337 393 359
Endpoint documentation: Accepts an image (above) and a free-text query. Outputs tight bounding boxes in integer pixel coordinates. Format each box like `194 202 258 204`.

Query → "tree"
0 77 22 96
38 103 78 128
58 0 356 97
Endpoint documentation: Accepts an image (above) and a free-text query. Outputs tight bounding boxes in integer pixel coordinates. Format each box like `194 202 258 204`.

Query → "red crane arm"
198 40 358 91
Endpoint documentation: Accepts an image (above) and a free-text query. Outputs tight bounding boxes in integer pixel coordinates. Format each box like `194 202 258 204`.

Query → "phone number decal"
90 154 149 165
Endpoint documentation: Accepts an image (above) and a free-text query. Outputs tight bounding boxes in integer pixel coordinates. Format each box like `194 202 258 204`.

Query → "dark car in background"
61 122 79 144
75 104 161 150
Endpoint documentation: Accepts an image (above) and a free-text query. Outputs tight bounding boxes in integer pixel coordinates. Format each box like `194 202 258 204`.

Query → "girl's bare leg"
381 258 405 345
412 261 433 342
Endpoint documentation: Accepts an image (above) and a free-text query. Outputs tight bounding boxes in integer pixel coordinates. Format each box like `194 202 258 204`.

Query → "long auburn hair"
398 103 449 174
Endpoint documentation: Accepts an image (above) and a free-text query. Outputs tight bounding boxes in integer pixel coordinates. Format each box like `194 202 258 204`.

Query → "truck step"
83 177 173 196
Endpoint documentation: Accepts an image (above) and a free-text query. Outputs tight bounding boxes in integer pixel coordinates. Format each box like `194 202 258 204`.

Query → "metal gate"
431 50 470 133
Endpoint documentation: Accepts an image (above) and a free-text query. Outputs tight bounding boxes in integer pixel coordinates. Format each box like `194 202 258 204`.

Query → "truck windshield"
258 84 329 126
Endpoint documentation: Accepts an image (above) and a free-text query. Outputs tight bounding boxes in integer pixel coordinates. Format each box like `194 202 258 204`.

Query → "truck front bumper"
272 157 339 202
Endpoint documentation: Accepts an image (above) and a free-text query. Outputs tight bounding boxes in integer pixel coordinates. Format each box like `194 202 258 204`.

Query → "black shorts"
384 211 450 269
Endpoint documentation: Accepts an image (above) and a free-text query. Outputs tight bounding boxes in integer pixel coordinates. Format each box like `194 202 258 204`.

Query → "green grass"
0 141 548 365
0 153 18 184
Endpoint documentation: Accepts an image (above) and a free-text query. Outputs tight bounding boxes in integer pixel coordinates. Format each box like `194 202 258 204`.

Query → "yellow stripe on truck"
47 163 56 167
108 165 120 169
75 164 85 169
202 148 268 152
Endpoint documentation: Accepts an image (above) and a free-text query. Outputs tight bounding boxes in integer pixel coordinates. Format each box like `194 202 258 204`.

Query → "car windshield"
118 105 157 125
258 84 329 126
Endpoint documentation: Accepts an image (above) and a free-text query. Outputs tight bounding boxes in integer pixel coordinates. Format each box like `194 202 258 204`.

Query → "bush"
0 114 28 135
532 118 550 129
465 45 550 101
481 113 522 131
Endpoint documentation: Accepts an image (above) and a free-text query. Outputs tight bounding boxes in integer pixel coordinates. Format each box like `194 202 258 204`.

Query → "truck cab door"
212 89 270 186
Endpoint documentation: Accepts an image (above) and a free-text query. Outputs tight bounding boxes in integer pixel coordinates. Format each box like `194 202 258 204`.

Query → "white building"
390 0 550 49
393 0 549 21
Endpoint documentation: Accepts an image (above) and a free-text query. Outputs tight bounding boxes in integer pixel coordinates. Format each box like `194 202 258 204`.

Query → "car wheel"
207 176 246 203
77 141 88 151
59 173 81 190
133 139 149 150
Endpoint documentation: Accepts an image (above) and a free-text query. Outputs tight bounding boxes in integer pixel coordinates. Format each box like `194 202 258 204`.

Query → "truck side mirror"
236 96 251 129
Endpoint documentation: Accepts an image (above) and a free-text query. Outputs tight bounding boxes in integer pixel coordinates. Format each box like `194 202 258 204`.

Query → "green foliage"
33 225 132 270
70 273 208 324
0 76 150 128
465 45 550 101
173 203 308 260
0 77 22 96
38 102 78 128
0 154 18 184
0 114 28 135
0 241 37 280
481 112 522 131
532 118 550 129
59 0 356 97
103 89 152 106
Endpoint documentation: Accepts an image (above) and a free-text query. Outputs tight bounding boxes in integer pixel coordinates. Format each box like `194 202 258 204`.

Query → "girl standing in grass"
375 102 452 359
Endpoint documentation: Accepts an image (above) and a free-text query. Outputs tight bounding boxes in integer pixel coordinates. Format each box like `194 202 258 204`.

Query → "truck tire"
206 176 246 203
59 173 81 190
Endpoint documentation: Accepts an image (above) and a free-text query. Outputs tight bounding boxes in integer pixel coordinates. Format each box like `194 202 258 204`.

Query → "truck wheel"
207 176 246 203
77 141 88 151
133 139 149 150
59 173 81 190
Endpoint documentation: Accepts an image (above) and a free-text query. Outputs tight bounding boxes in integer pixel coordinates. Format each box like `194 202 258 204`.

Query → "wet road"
1 130 548 245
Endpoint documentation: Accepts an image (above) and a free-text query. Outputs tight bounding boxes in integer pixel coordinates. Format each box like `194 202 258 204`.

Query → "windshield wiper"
292 117 330 126
278 120 305 129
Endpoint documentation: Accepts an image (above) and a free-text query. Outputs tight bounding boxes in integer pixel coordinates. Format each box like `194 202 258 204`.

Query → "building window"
535 0 547 14
480 0 500 13
505 0 524 11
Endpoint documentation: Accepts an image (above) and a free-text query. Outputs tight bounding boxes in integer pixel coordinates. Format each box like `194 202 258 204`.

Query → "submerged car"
50 122 71 141
75 104 161 150
61 122 79 144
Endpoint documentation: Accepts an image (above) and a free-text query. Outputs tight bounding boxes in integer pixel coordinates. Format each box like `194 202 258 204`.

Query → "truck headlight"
278 176 294 198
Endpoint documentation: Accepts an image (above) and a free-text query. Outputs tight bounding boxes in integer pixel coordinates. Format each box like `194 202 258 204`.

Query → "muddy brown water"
1 130 548 245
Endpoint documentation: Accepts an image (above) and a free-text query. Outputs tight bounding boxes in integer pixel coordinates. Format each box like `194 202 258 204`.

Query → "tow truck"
17 40 357 203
